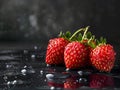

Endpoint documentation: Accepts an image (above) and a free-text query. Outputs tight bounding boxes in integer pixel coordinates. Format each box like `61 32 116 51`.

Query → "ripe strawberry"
46 38 69 65
89 74 114 88
64 41 89 69
45 27 85 65
82 39 96 66
90 44 116 72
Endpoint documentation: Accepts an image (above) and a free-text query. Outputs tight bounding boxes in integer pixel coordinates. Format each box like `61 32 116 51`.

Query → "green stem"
69 28 84 40
82 26 90 40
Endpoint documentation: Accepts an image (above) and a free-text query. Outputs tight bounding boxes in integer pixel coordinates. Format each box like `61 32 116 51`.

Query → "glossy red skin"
46 38 69 65
64 41 89 69
90 44 116 72
89 74 114 88
82 39 96 66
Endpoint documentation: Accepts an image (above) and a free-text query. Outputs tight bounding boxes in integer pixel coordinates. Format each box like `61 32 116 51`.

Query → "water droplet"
79 78 87 83
66 68 70 71
50 86 55 90
24 65 27 68
46 74 54 80
12 80 17 85
31 54 36 59
78 71 83 76
40 70 43 74
34 46 38 50
6 64 12 68
21 69 27 75
7 81 11 85
44 79 47 82
47 64 51 67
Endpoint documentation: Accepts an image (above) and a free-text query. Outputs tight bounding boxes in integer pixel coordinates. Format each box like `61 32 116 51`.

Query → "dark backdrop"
0 0 119 46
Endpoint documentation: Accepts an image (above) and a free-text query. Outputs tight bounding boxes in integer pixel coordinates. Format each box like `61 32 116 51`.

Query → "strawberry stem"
82 26 90 41
69 28 84 41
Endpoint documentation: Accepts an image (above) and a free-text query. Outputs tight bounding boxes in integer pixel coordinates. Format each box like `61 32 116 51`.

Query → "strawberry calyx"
96 37 107 46
58 26 107 49
77 26 96 49
58 27 85 41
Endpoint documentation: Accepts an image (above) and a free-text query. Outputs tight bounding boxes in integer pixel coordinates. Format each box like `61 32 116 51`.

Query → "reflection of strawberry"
89 74 114 88
90 44 116 72
46 38 69 65
64 41 89 69
64 76 83 89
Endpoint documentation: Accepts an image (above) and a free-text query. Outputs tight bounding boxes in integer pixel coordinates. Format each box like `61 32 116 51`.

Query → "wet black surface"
0 48 120 90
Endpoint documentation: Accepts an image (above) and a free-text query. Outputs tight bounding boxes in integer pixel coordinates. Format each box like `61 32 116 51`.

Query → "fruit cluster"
45 26 116 72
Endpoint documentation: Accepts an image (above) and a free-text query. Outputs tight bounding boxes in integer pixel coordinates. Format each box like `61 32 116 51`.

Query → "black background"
0 0 119 49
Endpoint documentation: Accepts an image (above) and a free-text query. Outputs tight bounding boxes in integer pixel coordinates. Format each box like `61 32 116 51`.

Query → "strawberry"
89 74 114 88
46 38 69 65
90 43 116 72
64 26 96 69
45 28 84 65
64 41 89 69
82 39 96 66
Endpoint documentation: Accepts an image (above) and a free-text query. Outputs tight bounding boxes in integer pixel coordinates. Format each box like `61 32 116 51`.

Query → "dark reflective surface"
0 48 120 90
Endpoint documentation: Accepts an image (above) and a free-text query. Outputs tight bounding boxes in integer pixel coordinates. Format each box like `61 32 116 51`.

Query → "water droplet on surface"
24 65 27 68
79 78 87 83
78 70 92 76
12 80 17 85
46 74 54 80
47 64 51 67
50 86 55 90
78 71 83 76
31 54 36 59
34 46 38 50
6 64 12 68
40 70 44 74
7 81 11 85
66 68 70 71
21 69 27 75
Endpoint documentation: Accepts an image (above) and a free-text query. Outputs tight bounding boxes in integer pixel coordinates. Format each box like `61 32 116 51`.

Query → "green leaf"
65 31 71 38
99 37 106 44
88 41 96 48
86 31 92 39
77 33 82 41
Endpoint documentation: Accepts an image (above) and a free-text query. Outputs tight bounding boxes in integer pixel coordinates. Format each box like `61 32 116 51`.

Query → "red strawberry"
64 41 89 69
46 38 69 65
89 74 114 88
90 44 116 72
45 27 85 65
82 39 96 66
